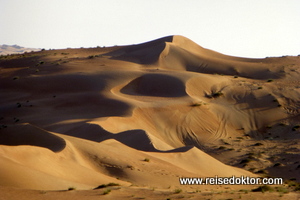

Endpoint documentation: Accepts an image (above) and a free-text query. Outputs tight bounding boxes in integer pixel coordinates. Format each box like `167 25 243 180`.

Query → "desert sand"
0 35 299 199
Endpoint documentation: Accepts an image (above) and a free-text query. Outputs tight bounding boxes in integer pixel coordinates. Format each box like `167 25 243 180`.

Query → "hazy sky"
1 0 299 58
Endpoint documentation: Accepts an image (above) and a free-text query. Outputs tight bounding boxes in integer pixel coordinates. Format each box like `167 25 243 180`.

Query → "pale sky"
1 0 299 58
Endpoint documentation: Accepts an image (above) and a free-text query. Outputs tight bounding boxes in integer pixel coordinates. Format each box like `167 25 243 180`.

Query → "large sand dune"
0 36 299 196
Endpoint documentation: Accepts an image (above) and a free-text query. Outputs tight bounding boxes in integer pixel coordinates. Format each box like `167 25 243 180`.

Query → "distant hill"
0 44 40 55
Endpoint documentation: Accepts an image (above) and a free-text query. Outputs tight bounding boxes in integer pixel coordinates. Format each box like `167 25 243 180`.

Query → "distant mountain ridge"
0 44 40 55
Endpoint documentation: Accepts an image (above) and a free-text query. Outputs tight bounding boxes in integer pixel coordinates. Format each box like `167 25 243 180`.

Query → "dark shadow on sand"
62 122 194 153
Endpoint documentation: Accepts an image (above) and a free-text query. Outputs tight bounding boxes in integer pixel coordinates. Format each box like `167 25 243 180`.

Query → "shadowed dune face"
62 122 159 152
0 35 300 190
0 73 133 125
0 124 66 152
120 74 187 97
104 36 172 64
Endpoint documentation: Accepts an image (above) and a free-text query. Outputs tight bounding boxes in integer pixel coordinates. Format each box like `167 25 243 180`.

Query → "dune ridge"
0 35 299 192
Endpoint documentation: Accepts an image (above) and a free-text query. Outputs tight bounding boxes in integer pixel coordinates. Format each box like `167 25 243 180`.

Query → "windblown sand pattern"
0 36 299 199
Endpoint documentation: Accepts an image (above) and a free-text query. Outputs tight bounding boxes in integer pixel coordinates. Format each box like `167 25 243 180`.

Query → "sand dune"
0 36 299 197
